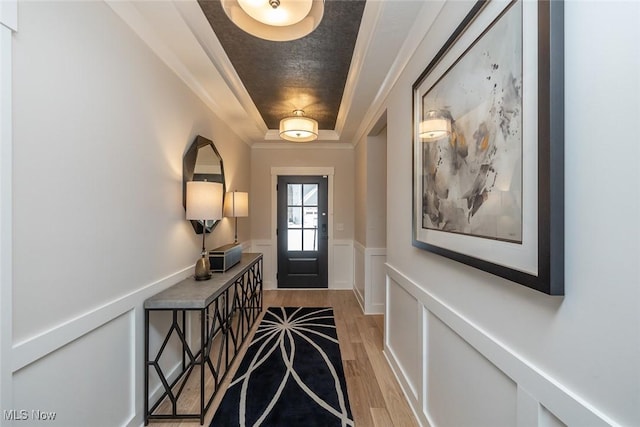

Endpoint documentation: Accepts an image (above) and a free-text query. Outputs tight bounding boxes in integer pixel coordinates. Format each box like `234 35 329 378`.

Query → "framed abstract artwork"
412 0 564 295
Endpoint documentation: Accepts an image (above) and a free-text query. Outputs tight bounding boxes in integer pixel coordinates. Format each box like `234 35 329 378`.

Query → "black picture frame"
411 0 564 295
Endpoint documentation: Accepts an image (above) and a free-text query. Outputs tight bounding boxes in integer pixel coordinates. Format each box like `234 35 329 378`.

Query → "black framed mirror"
183 135 226 234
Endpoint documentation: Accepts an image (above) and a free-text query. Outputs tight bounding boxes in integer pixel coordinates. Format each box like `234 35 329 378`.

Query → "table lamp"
186 181 223 280
224 191 249 244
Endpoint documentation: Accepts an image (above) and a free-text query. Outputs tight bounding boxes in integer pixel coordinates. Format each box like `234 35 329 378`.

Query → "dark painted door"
277 175 328 288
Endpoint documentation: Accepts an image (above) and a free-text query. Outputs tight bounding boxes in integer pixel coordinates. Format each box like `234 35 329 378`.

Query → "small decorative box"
209 243 242 272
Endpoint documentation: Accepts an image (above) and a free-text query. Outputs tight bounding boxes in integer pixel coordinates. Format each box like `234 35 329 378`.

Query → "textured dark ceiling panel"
198 0 366 130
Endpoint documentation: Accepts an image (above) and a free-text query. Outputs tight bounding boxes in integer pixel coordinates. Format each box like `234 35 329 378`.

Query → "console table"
144 253 263 425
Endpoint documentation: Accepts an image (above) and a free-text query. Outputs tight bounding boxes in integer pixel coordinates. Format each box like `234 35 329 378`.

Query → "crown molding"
353 0 447 147
173 1 268 135
105 1 263 146
333 0 384 137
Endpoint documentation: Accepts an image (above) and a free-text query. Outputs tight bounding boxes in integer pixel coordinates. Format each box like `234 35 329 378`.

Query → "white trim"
105 0 260 146
172 0 267 136
0 0 17 31
0 17 15 421
333 0 384 137
331 239 353 290
252 141 353 150
353 241 386 314
354 0 446 146
385 263 617 427
251 239 276 289
270 167 334 289
353 242 365 312
12 267 192 372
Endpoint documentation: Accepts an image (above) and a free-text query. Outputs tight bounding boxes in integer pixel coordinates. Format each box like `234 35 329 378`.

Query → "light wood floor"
148 289 418 427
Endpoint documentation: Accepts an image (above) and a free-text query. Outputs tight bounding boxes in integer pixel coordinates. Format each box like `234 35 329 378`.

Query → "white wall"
354 125 388 314
5 2 250 425
383 1 640 426
366 126 387 249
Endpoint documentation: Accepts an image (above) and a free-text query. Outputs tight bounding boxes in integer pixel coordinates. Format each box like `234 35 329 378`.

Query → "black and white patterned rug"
211 307 353 426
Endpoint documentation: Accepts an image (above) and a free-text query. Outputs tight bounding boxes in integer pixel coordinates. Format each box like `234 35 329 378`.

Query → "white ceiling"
106 0 442 147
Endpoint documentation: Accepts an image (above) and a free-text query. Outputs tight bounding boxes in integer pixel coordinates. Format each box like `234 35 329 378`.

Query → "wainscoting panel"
385 264 614 427
385 277 420 401
353 242 365 309
427 311 517 427
368 249 386 313
252 240 275 289
540 405 568 427
332 240 353 289
7 267 192 427
13 311 135 426
354 242 386 314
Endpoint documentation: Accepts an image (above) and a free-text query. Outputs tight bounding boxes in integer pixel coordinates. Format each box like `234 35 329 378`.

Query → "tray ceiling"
198 0 366 131
106 0 434 145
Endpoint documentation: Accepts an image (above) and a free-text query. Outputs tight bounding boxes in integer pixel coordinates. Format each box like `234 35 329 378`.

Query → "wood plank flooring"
148 289 418 427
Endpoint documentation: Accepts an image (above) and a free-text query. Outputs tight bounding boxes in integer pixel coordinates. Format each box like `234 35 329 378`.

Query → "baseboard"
353 287 365 313
383 346 431 427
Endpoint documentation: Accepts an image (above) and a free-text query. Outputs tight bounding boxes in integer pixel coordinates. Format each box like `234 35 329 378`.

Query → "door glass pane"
288 184 302 206
303 207 318 228
288 229 302 251
303 184 318 205
303 229 318 251
288 207 302 228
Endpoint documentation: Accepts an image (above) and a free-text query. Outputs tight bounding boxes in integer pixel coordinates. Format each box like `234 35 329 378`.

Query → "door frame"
271 167 334 289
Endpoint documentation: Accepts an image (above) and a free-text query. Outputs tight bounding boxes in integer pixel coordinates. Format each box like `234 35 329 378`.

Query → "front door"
277 175 328 288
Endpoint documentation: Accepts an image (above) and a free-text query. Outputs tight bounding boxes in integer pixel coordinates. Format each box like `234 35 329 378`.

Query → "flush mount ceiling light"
419 109 452 142
279 110 319 142
221 0 324 41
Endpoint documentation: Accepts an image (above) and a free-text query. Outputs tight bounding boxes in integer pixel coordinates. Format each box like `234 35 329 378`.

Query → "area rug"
211 307 353 427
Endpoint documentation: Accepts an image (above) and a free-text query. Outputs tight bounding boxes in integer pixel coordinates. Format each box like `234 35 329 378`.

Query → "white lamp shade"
279 115 319 142
224 191 249 217
186 181 223 220
419 110 452 142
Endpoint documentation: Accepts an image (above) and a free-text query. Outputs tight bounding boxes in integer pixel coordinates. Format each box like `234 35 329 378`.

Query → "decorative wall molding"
252 239 275 289
6 265 192 427
332 239 354 290
385 263 617 427
12 267 192 372
353 241 386 314
0 15 15 416
354 0 446 146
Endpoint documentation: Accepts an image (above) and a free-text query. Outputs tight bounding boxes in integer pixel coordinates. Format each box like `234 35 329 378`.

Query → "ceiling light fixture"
279 109 318 142
221 0 324 41
419 109 452 142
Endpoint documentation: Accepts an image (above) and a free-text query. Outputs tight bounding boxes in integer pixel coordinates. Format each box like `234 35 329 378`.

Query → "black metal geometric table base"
144 256 262 425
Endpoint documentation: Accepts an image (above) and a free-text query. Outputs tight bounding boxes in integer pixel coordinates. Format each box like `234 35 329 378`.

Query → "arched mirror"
183 135 226 234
